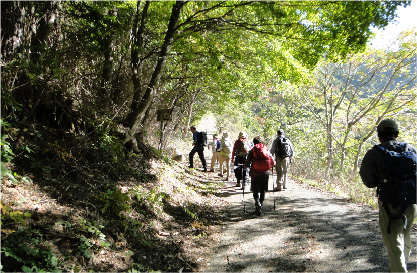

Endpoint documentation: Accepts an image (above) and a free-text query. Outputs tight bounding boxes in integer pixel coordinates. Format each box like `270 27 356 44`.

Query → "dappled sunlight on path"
197 173 417 272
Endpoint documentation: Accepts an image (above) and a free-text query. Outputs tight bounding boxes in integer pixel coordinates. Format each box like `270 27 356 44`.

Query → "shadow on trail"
204 182 417 272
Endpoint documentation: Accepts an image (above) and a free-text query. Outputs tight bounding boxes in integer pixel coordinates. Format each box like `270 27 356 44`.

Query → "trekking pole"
272 166 276 210
241 164 246 213
231 159 234 183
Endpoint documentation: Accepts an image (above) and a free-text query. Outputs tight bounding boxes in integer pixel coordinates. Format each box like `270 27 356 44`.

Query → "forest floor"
190 160 417 272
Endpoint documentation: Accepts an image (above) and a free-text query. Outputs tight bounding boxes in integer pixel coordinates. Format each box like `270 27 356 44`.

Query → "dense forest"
1 1 416 272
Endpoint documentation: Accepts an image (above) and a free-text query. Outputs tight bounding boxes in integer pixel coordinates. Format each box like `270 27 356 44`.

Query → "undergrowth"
1 123 222 272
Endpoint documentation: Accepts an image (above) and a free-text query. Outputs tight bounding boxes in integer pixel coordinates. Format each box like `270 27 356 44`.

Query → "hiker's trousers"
275 157 290 189
379 201 417 272
210 151 220 170
218 154 230 179
189 145 207 169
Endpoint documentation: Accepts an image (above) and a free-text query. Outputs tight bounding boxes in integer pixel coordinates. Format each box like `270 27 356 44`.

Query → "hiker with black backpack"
270 129 294 191
244 136 275 215
232 132 251 187
188 125 207 172
360 119 416 272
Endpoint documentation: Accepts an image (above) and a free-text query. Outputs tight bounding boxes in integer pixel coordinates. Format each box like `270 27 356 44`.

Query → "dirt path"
195 171 417 272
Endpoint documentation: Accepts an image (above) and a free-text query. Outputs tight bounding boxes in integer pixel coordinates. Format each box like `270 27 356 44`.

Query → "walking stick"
241 163 246 213
272 166 276 210
231 159 234 183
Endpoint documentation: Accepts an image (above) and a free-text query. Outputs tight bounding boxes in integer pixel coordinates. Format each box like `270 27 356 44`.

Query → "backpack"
253 143 274 172
197 131 207 146
276 137 292 158
216 140 221 150
237 139 250 156
220 138 232 155
375 143 417 209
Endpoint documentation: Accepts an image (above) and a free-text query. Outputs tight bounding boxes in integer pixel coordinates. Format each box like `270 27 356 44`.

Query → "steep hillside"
1 126 227 272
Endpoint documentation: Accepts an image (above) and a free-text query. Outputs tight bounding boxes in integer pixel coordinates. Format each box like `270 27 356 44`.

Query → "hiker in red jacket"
245 136 275 216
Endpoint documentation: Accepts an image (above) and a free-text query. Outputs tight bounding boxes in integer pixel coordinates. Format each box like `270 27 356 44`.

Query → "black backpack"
276 137 292 158
375 143 417 233
196 131 207 146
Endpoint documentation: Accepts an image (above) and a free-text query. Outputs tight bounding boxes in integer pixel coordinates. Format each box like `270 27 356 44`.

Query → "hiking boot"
273 187 281 191
209 169 214 172
255 200 262 216
203 168 207 172
225 177 229 181
236 181 241 187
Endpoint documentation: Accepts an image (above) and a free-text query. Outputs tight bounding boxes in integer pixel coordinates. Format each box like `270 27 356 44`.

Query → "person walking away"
219 132 233 181
188 126 207 172
270 129 294 191
232 132 251 187
209 134 221 172
360 119 416 272
245 136 275 215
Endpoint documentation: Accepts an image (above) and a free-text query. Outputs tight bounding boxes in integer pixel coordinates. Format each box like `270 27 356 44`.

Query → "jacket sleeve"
359 148 380 188
232 140 237 159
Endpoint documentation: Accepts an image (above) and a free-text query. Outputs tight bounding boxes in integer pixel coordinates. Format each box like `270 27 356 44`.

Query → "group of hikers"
189 119 416 272
189 126 294 216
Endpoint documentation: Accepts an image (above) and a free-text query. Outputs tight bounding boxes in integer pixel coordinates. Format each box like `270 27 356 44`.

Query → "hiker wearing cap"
244 136 275 215
232 132 251 187
360 119 417 272
188 126 207 172
209 134 221 172
218 132 233 181
270 129 294 191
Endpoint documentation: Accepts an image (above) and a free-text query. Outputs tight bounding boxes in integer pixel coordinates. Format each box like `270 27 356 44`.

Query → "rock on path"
197 175 417 272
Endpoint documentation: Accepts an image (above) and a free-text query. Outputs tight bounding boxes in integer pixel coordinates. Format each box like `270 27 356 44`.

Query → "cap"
190 125 196 130
277 129 284 135
377 119 399 132
253 136 262 145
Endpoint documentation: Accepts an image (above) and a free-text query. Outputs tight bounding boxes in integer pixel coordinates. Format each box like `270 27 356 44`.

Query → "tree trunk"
124 1 185 145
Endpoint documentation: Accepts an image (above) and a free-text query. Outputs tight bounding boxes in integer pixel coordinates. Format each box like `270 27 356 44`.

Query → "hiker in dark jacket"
232 132 251 187
270 129 294 191
245 136 275 216
360 119 417 272
188 126 207 172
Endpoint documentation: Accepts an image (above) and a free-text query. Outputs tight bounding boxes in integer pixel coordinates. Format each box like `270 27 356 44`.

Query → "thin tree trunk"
124 1 185 145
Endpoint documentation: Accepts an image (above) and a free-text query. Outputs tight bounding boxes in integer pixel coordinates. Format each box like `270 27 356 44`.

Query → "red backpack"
252 143 274 172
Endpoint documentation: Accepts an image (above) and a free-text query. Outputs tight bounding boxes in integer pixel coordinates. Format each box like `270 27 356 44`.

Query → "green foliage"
1 120 17 183
131 186 170 215
1 229 60 272
1 201 32 229
98 186 131 217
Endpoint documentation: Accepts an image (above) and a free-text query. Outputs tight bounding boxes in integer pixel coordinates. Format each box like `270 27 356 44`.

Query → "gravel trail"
197 175 417 272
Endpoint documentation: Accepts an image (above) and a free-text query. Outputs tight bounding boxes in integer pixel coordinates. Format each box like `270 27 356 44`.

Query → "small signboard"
157 108 172 121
